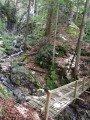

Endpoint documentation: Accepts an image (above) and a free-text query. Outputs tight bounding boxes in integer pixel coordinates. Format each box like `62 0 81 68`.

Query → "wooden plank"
49 99 74 118
50 80 82 93
77 97 85 102
50 90 74 106
85 91 90 94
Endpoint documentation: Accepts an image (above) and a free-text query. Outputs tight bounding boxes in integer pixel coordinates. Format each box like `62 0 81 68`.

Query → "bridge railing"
45 76 90 120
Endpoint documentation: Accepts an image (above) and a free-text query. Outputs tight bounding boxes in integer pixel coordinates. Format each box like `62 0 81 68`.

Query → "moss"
26 58 31 64
18 56 26 62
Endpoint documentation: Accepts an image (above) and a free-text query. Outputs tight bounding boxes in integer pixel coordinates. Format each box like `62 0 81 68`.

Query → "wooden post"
89 79 90 87
82 78 85 91
74 80 78 98
45 91 51 120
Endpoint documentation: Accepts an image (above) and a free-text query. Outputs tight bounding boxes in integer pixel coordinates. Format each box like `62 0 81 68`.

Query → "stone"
25 96 31 102
59 34 68 41
13 88 25 103
36 89 45 97
33 112 40 120
12 40 17 47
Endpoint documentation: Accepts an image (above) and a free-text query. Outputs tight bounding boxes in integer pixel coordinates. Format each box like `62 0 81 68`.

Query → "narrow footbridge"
27 77 90 120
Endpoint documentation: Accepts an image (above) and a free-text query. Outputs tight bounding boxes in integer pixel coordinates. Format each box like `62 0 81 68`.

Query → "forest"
0 0 90 120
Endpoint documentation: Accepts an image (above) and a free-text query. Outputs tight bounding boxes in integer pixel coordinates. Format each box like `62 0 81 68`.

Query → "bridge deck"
27 77 90 119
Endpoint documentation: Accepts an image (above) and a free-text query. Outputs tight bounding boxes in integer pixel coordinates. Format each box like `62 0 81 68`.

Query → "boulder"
36 89 45 97
13 88 25 103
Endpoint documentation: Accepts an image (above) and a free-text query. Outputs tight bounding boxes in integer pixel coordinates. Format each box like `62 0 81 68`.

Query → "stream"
0 37 90 120
0 37 25 100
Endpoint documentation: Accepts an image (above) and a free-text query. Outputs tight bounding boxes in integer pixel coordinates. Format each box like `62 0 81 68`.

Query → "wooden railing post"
45 90 51 120
74 80 78 98
89 79 90 87
82 78 85 91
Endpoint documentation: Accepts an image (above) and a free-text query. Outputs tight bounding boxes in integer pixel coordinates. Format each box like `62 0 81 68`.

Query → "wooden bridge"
27 77 90 120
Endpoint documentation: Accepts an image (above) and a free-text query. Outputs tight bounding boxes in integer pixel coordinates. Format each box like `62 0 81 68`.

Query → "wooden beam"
85 91 90 94
74 80 78 98
82 78 85 91
77 97 85 102
45 91 51 120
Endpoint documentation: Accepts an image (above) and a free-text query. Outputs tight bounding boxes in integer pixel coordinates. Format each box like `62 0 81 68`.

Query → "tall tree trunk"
52 1 59 65
45 0 53 37
24 0 30 52
74 0 89 78
33 0 36 16
69 0 74 23
75 2 79 22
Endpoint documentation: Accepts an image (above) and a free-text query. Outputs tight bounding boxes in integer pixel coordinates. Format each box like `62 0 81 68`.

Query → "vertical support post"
74 80 78 98
89 79 90 88
45 90 51 120
82 78 85 91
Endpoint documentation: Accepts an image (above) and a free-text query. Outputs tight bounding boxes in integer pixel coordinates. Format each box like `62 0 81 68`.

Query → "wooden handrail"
44 77 89 120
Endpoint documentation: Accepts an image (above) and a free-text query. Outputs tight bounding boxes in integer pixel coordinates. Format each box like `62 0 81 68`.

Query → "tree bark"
52 1 59 65
45 0 53 37
74 0 89 78
69 0 74 23
24 0 30 52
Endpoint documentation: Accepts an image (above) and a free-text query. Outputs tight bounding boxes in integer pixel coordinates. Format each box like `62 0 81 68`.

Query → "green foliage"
46 79 58 90
1 108 6 116
46 67 58 90
86 72 89 76
37 81 43 89
59 11 69 23
67 23 79 36
35 27 45 39
35 46 53 68
84 20 90 43
16 80 21 85
18 56 26 62
26 58 31 64
0 84 11 99
13 65 25 74
56 45 67 57
50 71 58 81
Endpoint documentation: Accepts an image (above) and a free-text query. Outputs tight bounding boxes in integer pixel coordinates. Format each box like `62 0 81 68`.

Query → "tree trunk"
45 0 53 37
74 0 89 78
52 1 59 65
75 2 79 22
69 1 74 23
24 0 30 52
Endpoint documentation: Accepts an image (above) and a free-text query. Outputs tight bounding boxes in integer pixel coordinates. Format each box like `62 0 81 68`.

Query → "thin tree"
24 0 30 52
52 1 59 65
74 0 89 78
